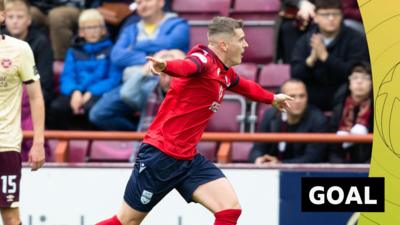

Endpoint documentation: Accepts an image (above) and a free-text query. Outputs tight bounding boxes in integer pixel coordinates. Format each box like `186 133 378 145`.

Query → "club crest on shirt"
1 58 12 69
141 190 153 205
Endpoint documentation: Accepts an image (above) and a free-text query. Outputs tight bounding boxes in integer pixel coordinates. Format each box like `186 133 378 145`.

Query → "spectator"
89 49 185 131
342 0 364 34
329 61 372 163
291 0 369 111
29 0 89 59
88 0 189 131
5 0 55 107
48 9 121 130
111 0 189 73
249 79 328 164
276 0 315 63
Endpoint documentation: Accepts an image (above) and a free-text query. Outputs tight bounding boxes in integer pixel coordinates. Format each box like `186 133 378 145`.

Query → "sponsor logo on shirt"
1 59 12 69
209 101 221 112
6 194 15 202
139 163 146 173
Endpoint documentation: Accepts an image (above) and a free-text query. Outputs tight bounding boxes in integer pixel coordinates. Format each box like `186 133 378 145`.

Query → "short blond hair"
5 0 30 14
78 9 105 27
208 16 243 37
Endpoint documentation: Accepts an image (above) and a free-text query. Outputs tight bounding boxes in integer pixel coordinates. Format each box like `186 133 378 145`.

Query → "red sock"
96 215 122 225
214 209 242 225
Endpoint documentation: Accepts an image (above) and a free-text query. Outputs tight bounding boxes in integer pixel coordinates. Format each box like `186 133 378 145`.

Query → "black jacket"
248 105 328 163
290 24 369 111
328 84 373 163
24 28 55 106
29 0 100 13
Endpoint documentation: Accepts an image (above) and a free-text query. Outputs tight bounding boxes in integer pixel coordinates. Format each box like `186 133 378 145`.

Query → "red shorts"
0 151 21 208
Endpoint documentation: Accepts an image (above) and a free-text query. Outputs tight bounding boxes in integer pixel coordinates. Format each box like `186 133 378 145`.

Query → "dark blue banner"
280 171 368 225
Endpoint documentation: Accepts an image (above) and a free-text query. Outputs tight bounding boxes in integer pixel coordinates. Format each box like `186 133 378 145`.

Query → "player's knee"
88 107 100 124
219 198 241 212
214 208 242 225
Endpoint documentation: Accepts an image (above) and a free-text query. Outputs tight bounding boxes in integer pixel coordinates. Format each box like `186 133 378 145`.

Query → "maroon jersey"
143 45 274 160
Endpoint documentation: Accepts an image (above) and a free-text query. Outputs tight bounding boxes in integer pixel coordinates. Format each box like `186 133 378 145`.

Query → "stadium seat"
69 140 90 162
231 0 280 20
89 141 133 162
248 102 273 132
189 25 209 48
233 63 258 82
242 26 275 64
258 63 290 89
231 142 253 162
256 103 273 130
172 0 231 20
206 94 247 132
197 142 218 161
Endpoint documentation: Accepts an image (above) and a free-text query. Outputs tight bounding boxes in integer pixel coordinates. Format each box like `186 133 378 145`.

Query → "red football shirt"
143 45 274 160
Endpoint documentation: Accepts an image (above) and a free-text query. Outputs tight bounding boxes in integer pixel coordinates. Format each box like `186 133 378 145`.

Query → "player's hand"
273 94 294 112
146 56 167 75
28 143 45 171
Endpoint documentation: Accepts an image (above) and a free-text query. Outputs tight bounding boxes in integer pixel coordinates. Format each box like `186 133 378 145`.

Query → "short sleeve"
185 51 212 74
18 44 40 83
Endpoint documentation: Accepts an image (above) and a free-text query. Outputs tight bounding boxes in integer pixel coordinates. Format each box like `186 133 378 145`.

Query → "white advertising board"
14 167 279 225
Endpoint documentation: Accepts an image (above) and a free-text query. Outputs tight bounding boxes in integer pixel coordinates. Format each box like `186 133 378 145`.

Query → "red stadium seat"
69 140 90 162
89 141 133 162
189 25 209 48
233 63 258 82
231 142 253 162
173 0 231 20
248 101 273 132
231 0 280 20
206 95 247 132
197 142 218 161
258 63 290 89
256 103 273 130
242 26 275 64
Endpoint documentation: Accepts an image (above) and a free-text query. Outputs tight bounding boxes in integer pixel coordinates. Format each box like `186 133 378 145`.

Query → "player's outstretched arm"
147 56 199 77
26 81 45 171
230 77 293 112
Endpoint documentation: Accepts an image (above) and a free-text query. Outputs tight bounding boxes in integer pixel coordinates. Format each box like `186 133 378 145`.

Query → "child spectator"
48 9 121 130
329 61 373 163
5 0 54 107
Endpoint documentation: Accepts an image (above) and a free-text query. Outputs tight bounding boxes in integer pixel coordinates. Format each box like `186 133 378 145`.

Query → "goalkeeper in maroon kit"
97 16 293 225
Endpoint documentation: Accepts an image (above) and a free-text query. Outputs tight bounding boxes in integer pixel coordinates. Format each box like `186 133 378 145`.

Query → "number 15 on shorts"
1 175 17 194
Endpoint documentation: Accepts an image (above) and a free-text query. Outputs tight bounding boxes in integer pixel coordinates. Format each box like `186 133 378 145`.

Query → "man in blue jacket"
90 0 189 131
48 9 121 130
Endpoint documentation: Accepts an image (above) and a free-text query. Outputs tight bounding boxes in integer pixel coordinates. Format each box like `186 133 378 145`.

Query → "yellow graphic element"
358 0 400 224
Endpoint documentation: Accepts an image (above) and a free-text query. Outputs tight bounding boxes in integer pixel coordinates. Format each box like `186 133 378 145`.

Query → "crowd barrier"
23 131 373 163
